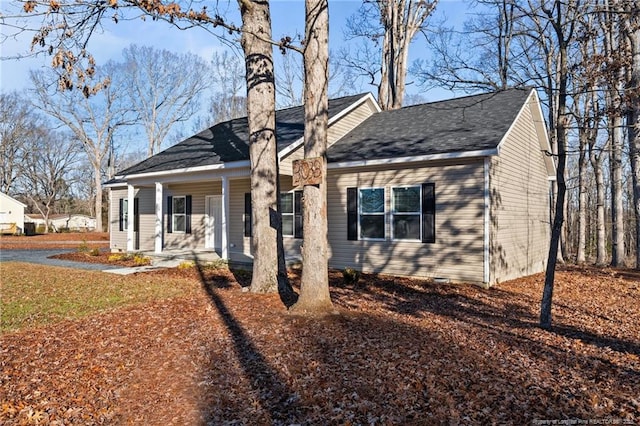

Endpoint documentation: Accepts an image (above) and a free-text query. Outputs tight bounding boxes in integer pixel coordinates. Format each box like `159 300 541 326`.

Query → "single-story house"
106 88 555 285
25 213 97 232
0 192 27 234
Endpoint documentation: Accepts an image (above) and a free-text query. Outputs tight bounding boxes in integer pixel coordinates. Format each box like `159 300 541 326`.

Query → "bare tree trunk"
540 0 575 330
626 15 640 269
290 0 333 314
577 138 588 263
591 150 607 265
94 170 103 232
238 0 280 294
610 112 625 266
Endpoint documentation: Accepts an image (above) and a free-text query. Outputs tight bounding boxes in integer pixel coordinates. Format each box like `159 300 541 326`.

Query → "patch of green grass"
0 262 201 333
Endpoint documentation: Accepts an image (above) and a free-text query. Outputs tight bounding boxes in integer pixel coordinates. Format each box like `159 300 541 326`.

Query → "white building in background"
25 213 97 232
0 192 26 234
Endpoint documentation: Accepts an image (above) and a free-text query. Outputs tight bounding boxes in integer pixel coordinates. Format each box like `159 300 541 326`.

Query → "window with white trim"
119 199 128 231
359 188 385 239
347 183 435 243
172 196 186 233
392 186 421 240
280 191 303 238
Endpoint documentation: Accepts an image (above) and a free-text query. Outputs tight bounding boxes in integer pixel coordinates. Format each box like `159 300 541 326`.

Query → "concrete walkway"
0 249 124 272
0 249 183 275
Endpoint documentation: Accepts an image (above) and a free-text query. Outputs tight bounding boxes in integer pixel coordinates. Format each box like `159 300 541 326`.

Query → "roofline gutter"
327 148 499 169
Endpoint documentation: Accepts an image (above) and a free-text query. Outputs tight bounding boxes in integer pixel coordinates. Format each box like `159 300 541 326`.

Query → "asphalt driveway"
0 249 122 271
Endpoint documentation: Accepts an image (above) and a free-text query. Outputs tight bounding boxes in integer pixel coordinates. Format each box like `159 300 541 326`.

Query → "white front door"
205 195 222 250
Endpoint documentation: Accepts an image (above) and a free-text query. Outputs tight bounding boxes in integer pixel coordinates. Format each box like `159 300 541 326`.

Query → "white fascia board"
327 148 499 169
114 160 251 182
278 93 379 161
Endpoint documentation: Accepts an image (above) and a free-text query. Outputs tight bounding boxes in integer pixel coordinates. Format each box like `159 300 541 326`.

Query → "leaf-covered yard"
1 261 638 425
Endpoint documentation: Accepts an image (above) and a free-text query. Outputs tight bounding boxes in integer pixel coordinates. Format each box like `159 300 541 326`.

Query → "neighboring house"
25 214 97 232
106 88 555 286
0 192 27 234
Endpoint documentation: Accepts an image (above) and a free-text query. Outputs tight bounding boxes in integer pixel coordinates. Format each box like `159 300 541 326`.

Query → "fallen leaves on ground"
1 264 638 425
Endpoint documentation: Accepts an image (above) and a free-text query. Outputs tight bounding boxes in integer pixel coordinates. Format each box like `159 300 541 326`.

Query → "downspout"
484 157 491 286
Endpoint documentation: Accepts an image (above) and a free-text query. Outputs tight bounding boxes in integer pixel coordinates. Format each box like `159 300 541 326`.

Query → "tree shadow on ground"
191 266 638 424
193 262 309 424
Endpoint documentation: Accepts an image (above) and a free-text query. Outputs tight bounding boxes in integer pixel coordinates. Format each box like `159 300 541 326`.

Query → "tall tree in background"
206 51 247 124
413 0 523 92
121 45 210 157
345 0 438 109
601 0 627 267
0 92 41 194
30 63 134 231
290 0 333 313
19 130 81 232
621 0 640 268
532 0 580 329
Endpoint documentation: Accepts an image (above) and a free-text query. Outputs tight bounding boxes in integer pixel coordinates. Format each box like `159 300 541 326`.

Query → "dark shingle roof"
117 93 367 176
327 88 532 163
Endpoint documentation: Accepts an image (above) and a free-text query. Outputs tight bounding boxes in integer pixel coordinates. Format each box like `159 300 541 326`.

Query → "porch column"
221 176 229 260
126 184 135 252
155 182 163 254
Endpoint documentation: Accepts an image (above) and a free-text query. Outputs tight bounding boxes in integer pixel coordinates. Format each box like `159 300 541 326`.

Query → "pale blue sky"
1 0 469 101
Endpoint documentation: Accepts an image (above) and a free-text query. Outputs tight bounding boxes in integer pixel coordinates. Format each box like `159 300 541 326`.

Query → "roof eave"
327 148 499 169
112 160 251 183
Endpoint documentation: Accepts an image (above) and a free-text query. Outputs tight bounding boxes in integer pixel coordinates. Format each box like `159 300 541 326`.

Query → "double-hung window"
167 195 191 234
392 186 421 240
280 191 303 238
172 196 186 233
359 188 385 240
119 199 128 231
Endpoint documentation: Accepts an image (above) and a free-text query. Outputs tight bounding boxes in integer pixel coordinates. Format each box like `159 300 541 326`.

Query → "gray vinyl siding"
327 160 486 283
163 181 222 250
110 187 128 251
109 186 155 251
279 98 378 175
489 102 550 284
229 178 252 260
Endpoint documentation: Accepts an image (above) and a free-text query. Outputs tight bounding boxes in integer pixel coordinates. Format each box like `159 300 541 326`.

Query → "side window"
172 196 186 233
392 186 421 240
167 195 192 234
119 199 128 231
281 192 294 237
359 188 385 240
280 190 303 238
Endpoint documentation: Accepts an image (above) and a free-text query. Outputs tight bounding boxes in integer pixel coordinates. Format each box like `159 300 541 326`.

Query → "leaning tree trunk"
540 10 571 329
291 0 333 314
238 0 280 293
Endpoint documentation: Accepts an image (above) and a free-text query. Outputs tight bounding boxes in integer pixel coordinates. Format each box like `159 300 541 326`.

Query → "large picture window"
359 188 385 239
347 183 435 243
392 186 421 240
